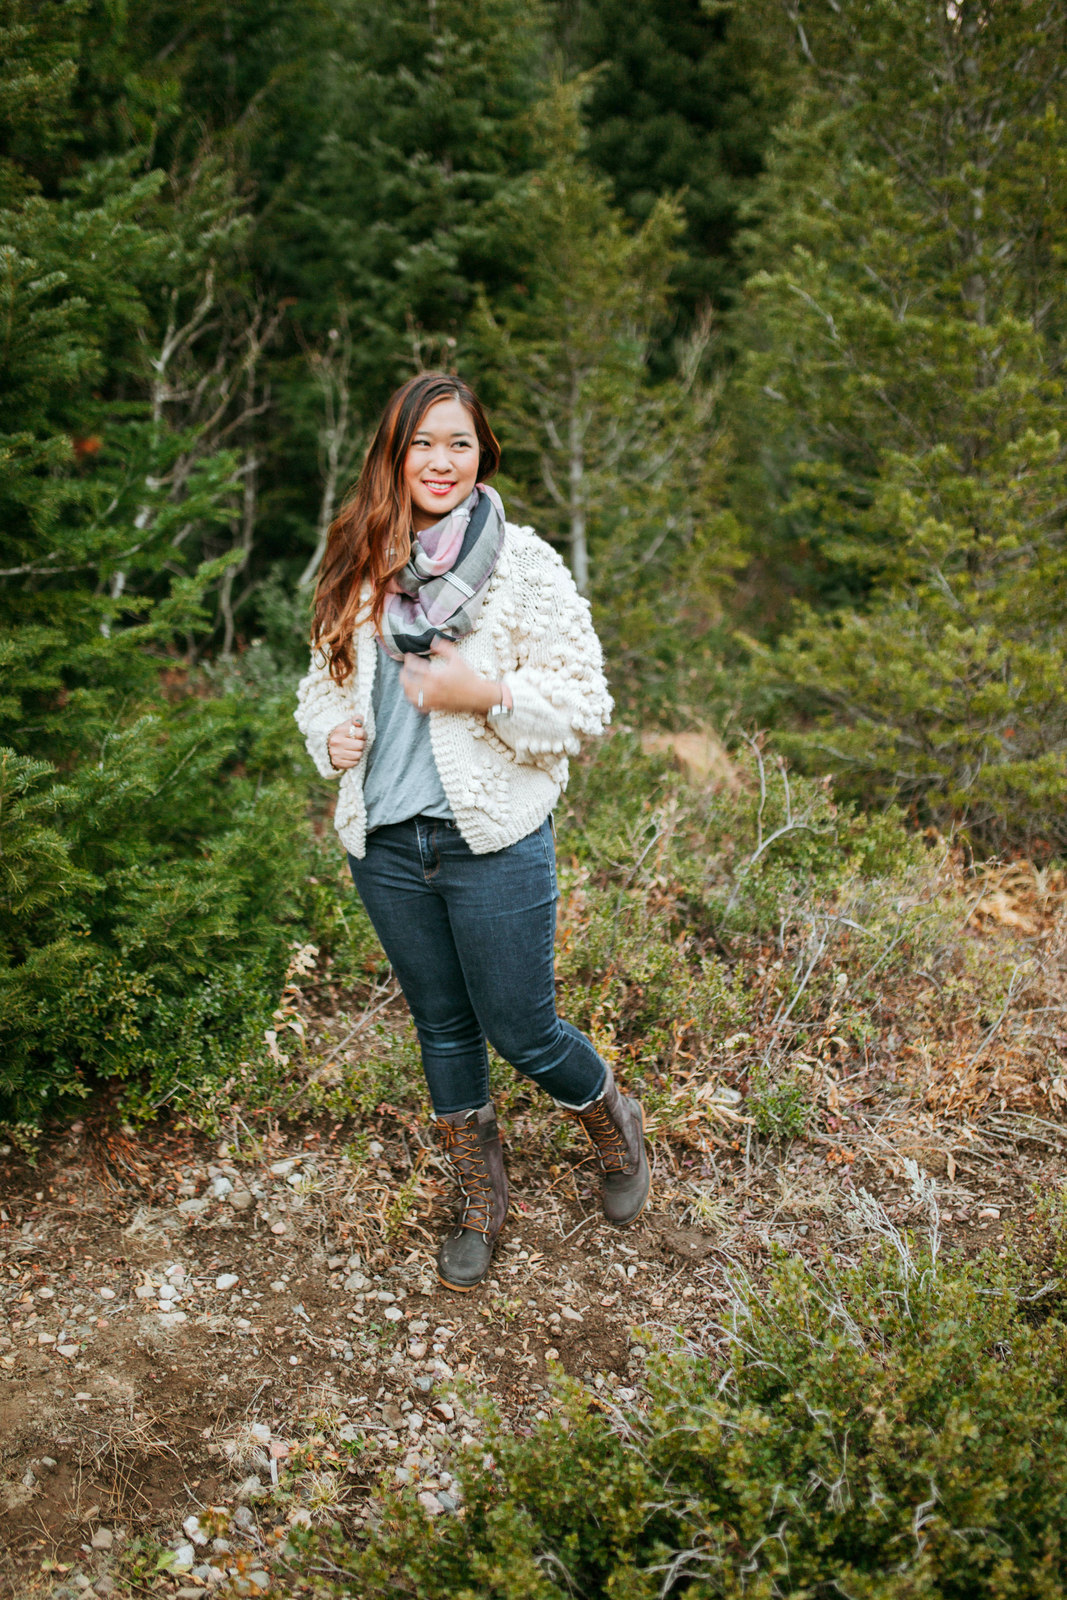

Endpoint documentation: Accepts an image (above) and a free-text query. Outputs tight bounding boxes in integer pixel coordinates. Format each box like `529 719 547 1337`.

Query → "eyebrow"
413 429 475 440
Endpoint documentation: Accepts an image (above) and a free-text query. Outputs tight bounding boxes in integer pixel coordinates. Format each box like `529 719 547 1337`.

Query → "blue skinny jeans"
348 815 607 1115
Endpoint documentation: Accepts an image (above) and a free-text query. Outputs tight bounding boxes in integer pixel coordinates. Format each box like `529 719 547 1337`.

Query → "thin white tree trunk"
568 393 588 593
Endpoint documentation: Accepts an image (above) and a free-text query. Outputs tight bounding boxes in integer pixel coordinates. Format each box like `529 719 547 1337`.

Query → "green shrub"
0 694 314 1126
746 1063 809 1139
285 1211 1067 1598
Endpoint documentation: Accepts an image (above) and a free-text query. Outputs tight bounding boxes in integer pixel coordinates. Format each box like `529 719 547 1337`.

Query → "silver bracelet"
487 687 512 719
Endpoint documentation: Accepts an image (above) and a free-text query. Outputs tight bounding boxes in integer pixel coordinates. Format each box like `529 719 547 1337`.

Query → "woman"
295 371 650 1291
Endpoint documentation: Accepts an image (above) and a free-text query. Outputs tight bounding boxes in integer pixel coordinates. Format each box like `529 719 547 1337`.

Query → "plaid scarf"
378 483 505 661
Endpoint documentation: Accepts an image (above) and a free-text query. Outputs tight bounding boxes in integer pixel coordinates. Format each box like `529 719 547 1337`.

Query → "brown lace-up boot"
570 1066 650 1226
432 1102 509 1291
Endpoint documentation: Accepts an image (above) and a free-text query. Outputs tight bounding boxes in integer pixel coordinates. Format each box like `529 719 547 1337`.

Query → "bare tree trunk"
298 315 362 590
219 447 257 658
568 388 589 593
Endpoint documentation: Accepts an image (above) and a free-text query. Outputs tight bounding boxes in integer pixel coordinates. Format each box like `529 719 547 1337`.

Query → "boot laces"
577 1100 628 1173
439 1119 494 1237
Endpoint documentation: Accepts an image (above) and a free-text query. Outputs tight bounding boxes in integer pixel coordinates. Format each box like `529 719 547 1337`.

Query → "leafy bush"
746 1062 809 1139
285 1205 1067 1598
0 692 315 1126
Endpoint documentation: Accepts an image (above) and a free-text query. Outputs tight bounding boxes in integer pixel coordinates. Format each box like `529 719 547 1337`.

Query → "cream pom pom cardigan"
294 522 614 859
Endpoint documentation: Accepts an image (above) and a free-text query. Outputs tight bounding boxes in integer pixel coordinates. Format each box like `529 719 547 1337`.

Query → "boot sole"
606 1102 652 1228
437 1223 506 1292
436 1271 485 1293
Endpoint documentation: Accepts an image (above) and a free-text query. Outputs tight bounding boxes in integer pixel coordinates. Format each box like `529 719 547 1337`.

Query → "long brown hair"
311 371 501 686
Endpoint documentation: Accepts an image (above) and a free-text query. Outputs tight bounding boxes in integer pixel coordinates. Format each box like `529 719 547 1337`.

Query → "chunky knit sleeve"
488 535 613 768
294 648 358 780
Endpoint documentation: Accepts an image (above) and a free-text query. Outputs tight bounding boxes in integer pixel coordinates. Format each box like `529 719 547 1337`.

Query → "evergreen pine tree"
551 0 786 315
734 0 1067 848
472 85 740 708
0 4 309 1128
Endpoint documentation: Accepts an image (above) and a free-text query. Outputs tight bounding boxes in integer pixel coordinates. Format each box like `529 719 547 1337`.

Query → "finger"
429 636 457 658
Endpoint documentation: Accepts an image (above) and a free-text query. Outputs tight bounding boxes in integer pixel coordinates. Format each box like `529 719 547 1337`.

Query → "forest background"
5 3 1067 1594
3 0 1066 1131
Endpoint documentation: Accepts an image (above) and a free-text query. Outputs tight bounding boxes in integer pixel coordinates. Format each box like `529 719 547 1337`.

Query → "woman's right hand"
328 717 366 770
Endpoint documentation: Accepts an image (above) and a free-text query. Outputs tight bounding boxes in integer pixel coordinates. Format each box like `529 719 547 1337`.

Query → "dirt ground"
2 1057 1061 1599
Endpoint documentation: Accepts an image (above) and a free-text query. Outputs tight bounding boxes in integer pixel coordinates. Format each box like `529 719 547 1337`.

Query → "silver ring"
349 723 356 738
417 690 424 709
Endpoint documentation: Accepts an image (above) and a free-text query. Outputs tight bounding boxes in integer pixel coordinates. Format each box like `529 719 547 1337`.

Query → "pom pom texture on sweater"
294 524 613 857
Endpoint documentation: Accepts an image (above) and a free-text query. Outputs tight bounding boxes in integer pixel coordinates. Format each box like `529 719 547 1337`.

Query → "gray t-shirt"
362 648 454 831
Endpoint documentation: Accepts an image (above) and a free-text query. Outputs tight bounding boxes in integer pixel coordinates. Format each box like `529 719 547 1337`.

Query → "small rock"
979 1206 1001 1220
560 1306 583 1322
215 1273 240 1291
270 1158 300 1177
37 1286 55 1300
237 1474 267 1501
91 1527 113 1550
211 1537 232 1554
431 1402 454 1422
407 1412 424 1432
58 1344 79 1358
158 1283 179 1301
418 1490 443 1516
409 1341 427 1360
182 1514 207 1546
344 1272 367 1292
37 1331 56 1344
228 1190 253 1211
134 1284 156 1300
337 1423 361 1442
437 1490 458 1512
177 1198 209 1216
393 1466 411 1484
40 1456 58 1470
70 1576 92 1593
270 1280 286 1293
233 1505 257 1533
93 1578 116 1597
384 1306 403 1322
210 1177 234 1199
171 1541 195 1571
158 1311 187 1327
97 1288 116 1301
247 1572 271 1591
270 1221 287 1236
175 1589 205 1599
21 1469 36 1489
381 1404 404 1428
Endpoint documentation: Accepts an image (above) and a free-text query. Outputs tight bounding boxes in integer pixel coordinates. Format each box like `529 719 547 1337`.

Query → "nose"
427 442 452 472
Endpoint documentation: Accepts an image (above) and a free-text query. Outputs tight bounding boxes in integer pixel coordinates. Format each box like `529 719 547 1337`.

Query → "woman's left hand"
400 638 507 716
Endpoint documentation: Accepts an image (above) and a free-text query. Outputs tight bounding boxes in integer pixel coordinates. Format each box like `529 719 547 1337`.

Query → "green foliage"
0 694 314 1124
732 0 1067 848
551 0 787 316
285 1214 1067 1597
745 1062 808 1139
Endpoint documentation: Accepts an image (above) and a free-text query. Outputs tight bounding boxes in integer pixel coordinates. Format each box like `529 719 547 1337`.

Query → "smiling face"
402 396 481 532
